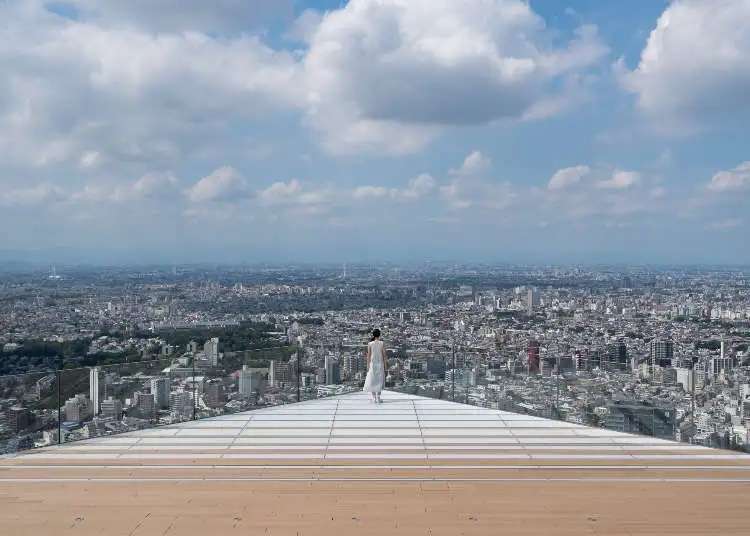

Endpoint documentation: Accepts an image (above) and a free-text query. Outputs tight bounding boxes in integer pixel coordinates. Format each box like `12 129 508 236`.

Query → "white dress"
363 340 385 394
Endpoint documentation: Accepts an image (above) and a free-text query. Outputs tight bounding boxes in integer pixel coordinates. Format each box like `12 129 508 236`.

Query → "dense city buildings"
1 263 749 453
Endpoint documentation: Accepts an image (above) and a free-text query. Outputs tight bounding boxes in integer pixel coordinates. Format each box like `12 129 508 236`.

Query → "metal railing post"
56 369 62 445
192 355 197 421
451 343 456 402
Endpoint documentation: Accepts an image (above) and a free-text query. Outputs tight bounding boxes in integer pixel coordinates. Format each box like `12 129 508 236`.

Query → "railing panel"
0 371 60 453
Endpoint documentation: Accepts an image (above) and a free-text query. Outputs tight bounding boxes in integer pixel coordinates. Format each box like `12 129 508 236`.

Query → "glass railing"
0 346 358 455
390 354 749 454
0 370 60 452
418 364 750 452
4 351 745 455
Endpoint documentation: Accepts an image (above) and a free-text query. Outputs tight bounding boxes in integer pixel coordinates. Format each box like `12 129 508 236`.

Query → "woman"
363 328 386 403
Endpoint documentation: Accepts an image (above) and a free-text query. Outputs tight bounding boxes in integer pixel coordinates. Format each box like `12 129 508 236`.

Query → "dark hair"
371 328 381 341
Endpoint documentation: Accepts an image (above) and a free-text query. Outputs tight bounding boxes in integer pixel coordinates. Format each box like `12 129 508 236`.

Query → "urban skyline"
2 263 749 453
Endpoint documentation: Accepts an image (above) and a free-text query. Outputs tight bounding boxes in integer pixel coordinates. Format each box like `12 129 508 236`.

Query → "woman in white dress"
363 328 386 403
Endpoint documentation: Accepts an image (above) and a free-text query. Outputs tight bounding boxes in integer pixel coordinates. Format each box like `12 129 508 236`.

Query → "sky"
0 0 748 265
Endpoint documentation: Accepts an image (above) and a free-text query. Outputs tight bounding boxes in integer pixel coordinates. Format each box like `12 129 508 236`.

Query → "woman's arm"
382 343 387 370
366 343 371 368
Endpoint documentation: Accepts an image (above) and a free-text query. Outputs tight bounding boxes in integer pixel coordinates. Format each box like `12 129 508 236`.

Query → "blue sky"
0 0 748 265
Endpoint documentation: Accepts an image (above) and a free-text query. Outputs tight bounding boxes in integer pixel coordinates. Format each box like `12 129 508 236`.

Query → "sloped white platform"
3 390 747 475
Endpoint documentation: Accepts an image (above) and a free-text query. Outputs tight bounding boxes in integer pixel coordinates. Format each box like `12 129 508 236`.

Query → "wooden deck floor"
2 391 748 535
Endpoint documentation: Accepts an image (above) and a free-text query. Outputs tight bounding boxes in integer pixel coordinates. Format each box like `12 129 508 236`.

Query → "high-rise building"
170 391 194 418
239 365 263 397
589 349 603 370
605 402 675 440
711 357 734 377
64 394 93 422
7 406 31 433
324 355 341 385
541 355 557 376
711 340 734 377
676 368 694 392
100 397 123 420
342 354 365 379
287 356 299 382
662 367 677 385
204 337 220 367
150 377 170 409
204 379 226 409
574 350 585 371
269 360 290 387
133 392 155 420
526 288 540 315
89 367 100 415
426 357 446 379
741 385 750 422
527 340 540 374
607 340 628 370
650 339 674 368
558 356 576 374
446 368 469 386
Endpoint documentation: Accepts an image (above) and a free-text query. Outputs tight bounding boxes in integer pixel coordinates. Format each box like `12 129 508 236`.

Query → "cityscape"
1 0 749 533
2 263 749 454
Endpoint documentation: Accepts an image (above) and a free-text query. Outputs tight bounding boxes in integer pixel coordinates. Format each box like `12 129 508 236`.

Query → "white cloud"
440 151 514 210
353 174 436 202
708 218 743 231
257 180 332 215
596 170 640 190
619 0 750 127
397 174 436 201
259 179 303 203
534 165 671 224
451 151 492 178
707 162 750 192
186 166 250 203
353 186 389 200
72 171 179 203
547 165 590 191
302 0 607 154
0 0 610 172
0 183 65 207
79 150 102 169
129 172 179 200
0 2 301 170
286 9 324 44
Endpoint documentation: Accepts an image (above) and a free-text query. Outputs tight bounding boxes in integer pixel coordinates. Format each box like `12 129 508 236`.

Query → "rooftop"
1 390 749 535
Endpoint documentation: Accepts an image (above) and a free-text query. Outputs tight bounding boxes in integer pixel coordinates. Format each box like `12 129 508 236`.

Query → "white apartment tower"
150 377 170 409
526 288 540 315
89 367 100 416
